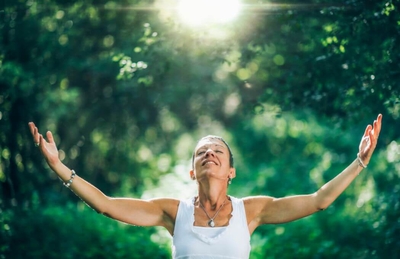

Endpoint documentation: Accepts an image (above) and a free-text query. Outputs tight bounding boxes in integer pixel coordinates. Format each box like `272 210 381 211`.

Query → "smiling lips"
202 160 218 166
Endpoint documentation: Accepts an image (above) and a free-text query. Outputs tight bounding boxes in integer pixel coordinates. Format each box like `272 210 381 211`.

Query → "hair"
191 135 234 169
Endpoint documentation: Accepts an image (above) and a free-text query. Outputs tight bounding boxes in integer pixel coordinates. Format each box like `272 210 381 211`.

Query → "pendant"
208 219 215 227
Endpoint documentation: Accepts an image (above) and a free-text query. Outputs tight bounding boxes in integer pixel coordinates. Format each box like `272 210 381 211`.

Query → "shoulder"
242 196 275 227
150 198 181 234
151 197 197 221
243 195 275 208
151 197 181 205
151 197 181 214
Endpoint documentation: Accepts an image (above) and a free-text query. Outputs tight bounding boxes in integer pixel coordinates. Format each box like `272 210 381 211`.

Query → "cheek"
194 156 203 167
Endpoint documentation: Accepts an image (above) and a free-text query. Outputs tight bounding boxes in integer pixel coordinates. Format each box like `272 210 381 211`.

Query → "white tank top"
172 196 251 259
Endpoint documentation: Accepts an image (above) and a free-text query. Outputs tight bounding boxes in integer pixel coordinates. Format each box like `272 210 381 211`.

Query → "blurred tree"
0 0 399 258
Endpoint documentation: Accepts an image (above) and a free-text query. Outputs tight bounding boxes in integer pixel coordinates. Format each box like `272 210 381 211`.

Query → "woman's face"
191 137 235 183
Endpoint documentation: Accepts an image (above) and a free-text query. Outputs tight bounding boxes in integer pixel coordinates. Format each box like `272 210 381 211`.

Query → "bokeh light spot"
177 0 241 26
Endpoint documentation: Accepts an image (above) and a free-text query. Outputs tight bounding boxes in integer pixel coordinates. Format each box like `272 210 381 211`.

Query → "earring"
228 178 232 185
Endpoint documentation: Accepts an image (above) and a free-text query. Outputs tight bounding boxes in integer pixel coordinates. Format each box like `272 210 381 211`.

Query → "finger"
38 134 44 150
46 131 55 144
371 118 382 141
374 114 382 137
28 122 37 138
363 125 372 138
28 122 35 135
29 123 41 144
368 126 375 144
372 120 377 136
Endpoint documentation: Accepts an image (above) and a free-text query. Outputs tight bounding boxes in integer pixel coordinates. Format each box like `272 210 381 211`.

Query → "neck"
197 182 228 210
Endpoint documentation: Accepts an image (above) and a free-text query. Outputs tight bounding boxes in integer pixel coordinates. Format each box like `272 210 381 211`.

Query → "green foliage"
1 203 171 258
229 110 400 258
1 0 400 258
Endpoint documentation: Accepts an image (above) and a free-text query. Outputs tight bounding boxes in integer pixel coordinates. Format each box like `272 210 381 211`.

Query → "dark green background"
1 0 399 258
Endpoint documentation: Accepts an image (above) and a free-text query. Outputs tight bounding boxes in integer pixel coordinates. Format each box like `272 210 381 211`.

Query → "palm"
28 122 60 167
41 132 60 165
358 114 382 164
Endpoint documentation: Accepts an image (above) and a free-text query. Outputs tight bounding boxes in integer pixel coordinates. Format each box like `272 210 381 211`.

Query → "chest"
172 198 251 258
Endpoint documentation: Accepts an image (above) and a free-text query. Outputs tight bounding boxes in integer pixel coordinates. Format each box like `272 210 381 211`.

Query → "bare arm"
245 114 382 233
28 122 178 235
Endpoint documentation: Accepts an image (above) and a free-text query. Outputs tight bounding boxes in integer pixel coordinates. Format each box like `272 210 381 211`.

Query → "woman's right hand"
28 122 61 169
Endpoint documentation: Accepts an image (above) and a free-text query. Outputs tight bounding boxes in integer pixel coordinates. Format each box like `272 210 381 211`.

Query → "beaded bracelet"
357 153 367 169
63 170 76 188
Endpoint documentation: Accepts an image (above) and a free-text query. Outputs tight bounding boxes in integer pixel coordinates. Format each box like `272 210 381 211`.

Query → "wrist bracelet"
63 170 76 188
357 153 367 169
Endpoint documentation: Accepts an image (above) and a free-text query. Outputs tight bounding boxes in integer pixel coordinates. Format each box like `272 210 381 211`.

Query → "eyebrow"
196 143 225 150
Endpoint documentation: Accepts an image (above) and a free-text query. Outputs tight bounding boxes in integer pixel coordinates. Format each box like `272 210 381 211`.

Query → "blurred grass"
0 202 171 259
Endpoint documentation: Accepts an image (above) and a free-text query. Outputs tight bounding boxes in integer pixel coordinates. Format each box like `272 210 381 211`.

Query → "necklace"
197 197 227 227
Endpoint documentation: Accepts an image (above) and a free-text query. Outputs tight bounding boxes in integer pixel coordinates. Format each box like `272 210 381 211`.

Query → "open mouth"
202 160 218 166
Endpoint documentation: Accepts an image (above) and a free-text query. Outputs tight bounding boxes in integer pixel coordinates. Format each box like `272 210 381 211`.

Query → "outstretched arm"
28 122 178 235
245 114 382 232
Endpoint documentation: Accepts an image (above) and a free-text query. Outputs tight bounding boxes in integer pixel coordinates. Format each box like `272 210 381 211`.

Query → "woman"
28 114 382 259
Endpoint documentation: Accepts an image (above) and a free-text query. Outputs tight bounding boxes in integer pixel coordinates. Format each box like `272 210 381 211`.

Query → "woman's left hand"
358 114 382 166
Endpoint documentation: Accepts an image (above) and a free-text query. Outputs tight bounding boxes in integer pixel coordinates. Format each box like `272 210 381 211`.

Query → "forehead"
195 138 227 150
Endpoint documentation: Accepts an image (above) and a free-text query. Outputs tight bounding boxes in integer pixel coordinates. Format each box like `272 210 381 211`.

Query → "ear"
229 167 236 179
190 169 196 180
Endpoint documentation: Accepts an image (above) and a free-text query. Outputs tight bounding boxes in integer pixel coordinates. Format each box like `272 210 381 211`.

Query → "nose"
205 149 216 157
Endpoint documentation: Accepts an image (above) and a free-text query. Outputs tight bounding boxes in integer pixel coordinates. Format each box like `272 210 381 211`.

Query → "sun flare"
177 0 241 26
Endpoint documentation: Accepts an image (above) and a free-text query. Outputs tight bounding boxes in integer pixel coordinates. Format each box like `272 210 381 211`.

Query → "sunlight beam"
177 0 241 26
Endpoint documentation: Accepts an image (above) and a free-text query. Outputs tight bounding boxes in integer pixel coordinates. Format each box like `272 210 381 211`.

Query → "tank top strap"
172 196 251 259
